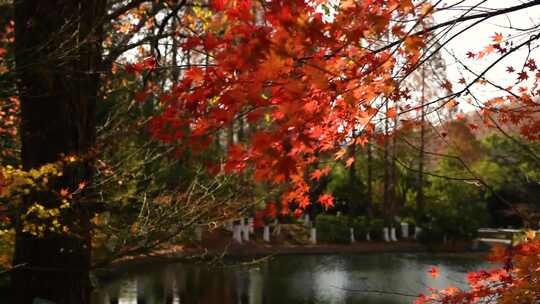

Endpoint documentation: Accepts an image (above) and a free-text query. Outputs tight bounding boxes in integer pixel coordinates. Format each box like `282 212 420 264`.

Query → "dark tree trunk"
13 1 105 303
383 102 392 225
348 128 358 216
366 139 373 217
238 117 245 142
416 67 426 223
391 109 399 215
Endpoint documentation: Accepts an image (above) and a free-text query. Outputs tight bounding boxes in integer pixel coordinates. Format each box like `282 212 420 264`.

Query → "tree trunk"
383 101 391 225
348 128 358 216
391 107 399 215
366 139 373 217
13 1 105 303
416 66 426 223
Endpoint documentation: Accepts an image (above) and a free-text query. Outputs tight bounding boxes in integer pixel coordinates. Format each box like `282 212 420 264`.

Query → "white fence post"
350 228 355 243
226 219 234 232
401 222 409 238
242 218 250 242
390 227 397 242
383 227 390 242
248 217 254 234
263 225 270 242
233 223 243 244
310 228 317 244
195 225 203 242
304 214 311 227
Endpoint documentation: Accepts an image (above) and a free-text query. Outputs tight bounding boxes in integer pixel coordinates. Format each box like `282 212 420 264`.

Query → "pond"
91 253 489 304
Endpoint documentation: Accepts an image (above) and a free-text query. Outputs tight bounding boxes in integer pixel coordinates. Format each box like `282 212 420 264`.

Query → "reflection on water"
92 253 487 304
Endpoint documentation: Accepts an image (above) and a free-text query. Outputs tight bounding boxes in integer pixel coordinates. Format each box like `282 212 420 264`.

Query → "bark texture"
13 1 105 303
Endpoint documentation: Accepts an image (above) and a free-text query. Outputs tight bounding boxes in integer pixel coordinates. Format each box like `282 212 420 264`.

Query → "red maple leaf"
310 169 324 181
428 266 439 278
441 80 453 92
491 32 503 43
517 71 529 81
386 107 398 119
59 188 70 197
526 58 537 71
186 68 205 82
142 56 156 70
125 63 144 74
134 90 148 103
318 194 334 208
265 202 277 219
212 0 226 11
78 181 87 190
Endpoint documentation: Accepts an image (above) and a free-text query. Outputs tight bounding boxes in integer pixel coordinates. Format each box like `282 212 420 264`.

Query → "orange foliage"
419 239 540 304
144 0 425 213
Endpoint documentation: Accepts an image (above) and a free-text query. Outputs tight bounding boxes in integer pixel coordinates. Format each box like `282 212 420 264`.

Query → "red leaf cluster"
144 0 424 211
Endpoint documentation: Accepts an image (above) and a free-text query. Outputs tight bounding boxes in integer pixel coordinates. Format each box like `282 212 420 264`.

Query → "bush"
279 213 297 224
368 218 385 240
351 216 369 240
418 202 486 244
315 214 350 244
417 225 444 244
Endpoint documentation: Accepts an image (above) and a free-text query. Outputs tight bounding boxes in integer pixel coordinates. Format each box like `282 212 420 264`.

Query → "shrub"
368 218 385 240
418 202 486 244
417 224 444 244
315 214 350 244
350 216 370 240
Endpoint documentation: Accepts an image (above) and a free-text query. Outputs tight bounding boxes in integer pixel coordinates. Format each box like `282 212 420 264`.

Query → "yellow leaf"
446 99 458 109
334 148 347 160
525 230 536 240
420 3 433 16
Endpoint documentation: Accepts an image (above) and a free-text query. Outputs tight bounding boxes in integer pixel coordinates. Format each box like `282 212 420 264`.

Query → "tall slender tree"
416 66 427 222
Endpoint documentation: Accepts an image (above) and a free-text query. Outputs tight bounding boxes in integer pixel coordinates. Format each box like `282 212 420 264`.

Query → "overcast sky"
433 0 540 111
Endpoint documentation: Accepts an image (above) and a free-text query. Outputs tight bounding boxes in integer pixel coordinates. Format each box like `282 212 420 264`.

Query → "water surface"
92 253 488 304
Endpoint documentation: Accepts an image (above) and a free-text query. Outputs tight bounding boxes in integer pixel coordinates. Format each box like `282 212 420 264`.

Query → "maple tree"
147 0 425 214
145 0 540 218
